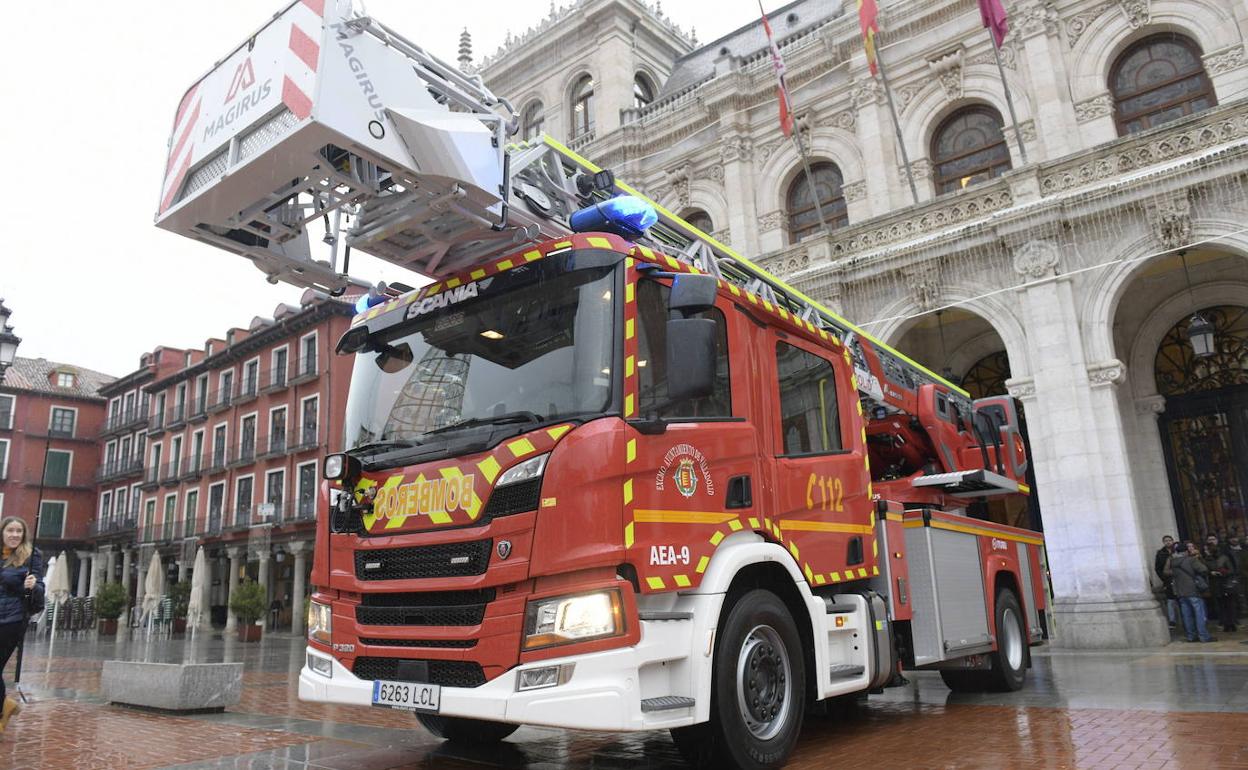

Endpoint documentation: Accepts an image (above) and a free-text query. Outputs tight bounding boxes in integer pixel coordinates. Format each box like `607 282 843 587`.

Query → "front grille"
354 539 491 580
355 588 496 626
352 657 487 688
482 478 542 517
360 638 477 649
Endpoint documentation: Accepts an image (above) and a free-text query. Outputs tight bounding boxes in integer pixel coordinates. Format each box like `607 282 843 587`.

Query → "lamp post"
0 299 20 384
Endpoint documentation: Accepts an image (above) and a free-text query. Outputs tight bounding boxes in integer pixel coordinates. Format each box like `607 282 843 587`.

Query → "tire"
939 669 988 692
670 589 806 770
985 589 1028 692
415 713 519 744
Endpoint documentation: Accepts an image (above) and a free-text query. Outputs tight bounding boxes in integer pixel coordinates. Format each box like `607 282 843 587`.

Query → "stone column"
75 551 91 597
225 546 243 633
134 558 148 625
1010 243 1168 647
177 558 188 583
850 77 906 214
289 541 310 635
256 547 272 629
1130 395 1181 544
120 549 133 603
1015 2 1076 158
89 549 105 596
104 547 117 585
718 134 760 257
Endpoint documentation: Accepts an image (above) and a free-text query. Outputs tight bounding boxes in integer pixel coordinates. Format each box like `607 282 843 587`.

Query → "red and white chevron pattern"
282 0 325 120
159 83 202 214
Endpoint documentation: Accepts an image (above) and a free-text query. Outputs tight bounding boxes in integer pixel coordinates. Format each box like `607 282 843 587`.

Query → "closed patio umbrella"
47 552 72 640
142 551 164 629
186 547 207 632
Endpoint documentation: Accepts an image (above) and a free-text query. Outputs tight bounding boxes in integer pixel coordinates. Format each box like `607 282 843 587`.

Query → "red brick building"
88 290 355 632
0 358 115 563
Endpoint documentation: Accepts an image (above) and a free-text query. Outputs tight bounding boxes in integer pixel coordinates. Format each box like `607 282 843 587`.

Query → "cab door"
622 274 762 593
762 333 875 587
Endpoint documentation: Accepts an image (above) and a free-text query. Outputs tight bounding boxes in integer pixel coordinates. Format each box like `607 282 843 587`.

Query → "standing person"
0 516 43 734
1204 539 1238 633
1154 535 1178 628
1167 540 1215 643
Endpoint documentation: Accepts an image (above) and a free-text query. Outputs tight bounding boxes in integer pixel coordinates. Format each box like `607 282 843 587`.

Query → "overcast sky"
0 0 758 378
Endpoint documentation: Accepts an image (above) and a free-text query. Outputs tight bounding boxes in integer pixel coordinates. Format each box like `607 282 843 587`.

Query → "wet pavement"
2 628 1248 769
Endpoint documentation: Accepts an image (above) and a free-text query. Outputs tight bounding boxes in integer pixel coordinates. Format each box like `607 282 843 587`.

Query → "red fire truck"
154 3 1047 767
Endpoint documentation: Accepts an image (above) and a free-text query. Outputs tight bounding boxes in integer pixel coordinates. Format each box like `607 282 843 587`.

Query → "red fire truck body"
297 232 1046 763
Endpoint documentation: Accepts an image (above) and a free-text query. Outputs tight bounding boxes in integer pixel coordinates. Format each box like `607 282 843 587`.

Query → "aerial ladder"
155 0 1027 502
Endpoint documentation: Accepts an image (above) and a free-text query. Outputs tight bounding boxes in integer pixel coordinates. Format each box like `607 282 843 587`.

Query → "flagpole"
990 40 1028 165
872 36 920 206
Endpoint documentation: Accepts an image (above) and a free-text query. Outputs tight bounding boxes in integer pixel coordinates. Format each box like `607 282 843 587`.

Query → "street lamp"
1177 252 1217 359
0 299 19 383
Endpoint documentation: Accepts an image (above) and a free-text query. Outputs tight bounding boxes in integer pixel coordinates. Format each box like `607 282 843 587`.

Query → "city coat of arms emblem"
673 457 699 498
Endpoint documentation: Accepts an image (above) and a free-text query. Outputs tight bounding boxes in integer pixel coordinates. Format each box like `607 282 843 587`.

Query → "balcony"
229 440 258 468
207 387 234 414
207 447 230 474
178 453 203 481
204 512 223 537
290 355 319 385
257 432 288 459
236 376 261 405
188 397 208 423
256 501 285 525
138 465 161 490
102 407 148 436
260 365 290 393
96 454 144 483
166 403 187 430
159 460 182 487
230 506 254 530
291 426 319 452
91 515 137 537
294 498 316 522
147 411 166 436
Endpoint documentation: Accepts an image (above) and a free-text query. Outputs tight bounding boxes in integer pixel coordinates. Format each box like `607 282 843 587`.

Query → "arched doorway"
1156 305 1248 540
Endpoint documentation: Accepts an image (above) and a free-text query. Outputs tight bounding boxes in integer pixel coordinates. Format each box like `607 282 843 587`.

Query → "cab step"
641 696 696 712
828 664 865 679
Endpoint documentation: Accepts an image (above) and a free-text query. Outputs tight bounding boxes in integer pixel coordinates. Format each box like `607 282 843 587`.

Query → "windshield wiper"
349 439 419 456
425 411 544 436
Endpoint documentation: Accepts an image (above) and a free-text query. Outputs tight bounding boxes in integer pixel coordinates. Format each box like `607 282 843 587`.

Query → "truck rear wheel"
985 589 1028 692
939 589 1028 693
670 589 806 770
415 713 518 743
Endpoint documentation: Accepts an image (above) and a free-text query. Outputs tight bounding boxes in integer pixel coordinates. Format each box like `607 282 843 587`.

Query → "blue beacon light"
570 195 659 239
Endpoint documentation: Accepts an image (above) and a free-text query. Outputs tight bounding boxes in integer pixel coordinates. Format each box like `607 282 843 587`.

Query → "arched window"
571 75 595 139
785 162 848 242
521 101 544 141
931 106 1012 195
1110 35 1216 136
633 74 655 110
682 209 714 234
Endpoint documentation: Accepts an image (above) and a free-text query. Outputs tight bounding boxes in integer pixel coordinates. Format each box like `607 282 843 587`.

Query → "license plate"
371 679 440 712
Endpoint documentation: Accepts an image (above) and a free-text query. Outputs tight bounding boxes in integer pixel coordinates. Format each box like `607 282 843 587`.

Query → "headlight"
497 452 549 487
308 599 332 645
523 589 623 650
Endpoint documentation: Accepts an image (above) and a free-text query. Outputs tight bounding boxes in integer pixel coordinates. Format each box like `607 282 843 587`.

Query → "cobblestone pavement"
2 629 1248 769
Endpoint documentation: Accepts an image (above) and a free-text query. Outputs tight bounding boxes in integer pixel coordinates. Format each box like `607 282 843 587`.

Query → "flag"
760 2 795 137
857 0 880 76
978 0 1009 48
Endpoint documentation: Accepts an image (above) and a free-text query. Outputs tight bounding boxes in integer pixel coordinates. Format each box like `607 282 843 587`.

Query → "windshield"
342 251 620 451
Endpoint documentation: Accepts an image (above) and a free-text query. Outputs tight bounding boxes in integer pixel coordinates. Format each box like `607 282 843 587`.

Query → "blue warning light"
569 195 659 239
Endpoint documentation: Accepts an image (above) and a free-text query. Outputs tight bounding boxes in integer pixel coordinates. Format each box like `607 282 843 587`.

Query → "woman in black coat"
0 516 44 735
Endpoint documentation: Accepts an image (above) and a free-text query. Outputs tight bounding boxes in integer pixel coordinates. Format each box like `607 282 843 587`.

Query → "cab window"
776 342 842 455
636 280 732 418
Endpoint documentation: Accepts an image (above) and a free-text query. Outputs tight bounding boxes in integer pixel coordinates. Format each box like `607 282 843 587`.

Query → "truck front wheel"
671 589 806 770
415 713 518 743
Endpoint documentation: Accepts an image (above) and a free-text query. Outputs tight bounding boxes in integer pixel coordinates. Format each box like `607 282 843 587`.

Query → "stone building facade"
87 291 355 633
477 0 1248 647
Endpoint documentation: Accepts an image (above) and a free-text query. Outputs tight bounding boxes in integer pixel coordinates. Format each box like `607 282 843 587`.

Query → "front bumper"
299 617 700 731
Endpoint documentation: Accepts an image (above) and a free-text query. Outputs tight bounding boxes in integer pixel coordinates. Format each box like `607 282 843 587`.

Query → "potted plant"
96 582 127 636
169 580 192 634
229 579 267 642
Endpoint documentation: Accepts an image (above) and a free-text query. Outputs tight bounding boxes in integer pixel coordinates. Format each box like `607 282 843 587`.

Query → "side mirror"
665 317 717 404
668 274 718 315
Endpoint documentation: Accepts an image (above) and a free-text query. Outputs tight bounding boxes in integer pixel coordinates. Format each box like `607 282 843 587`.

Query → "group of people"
1155 532 1246 643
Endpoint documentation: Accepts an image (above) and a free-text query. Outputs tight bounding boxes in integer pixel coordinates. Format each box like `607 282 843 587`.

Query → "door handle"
726 475 752 510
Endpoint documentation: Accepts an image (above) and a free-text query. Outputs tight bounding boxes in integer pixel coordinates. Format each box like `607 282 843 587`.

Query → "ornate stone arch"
1081 222 1248 365
901 67 1034 168
685 179 730 233
1068 1 1237 105
754 128 865 216
871 284 1031 379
